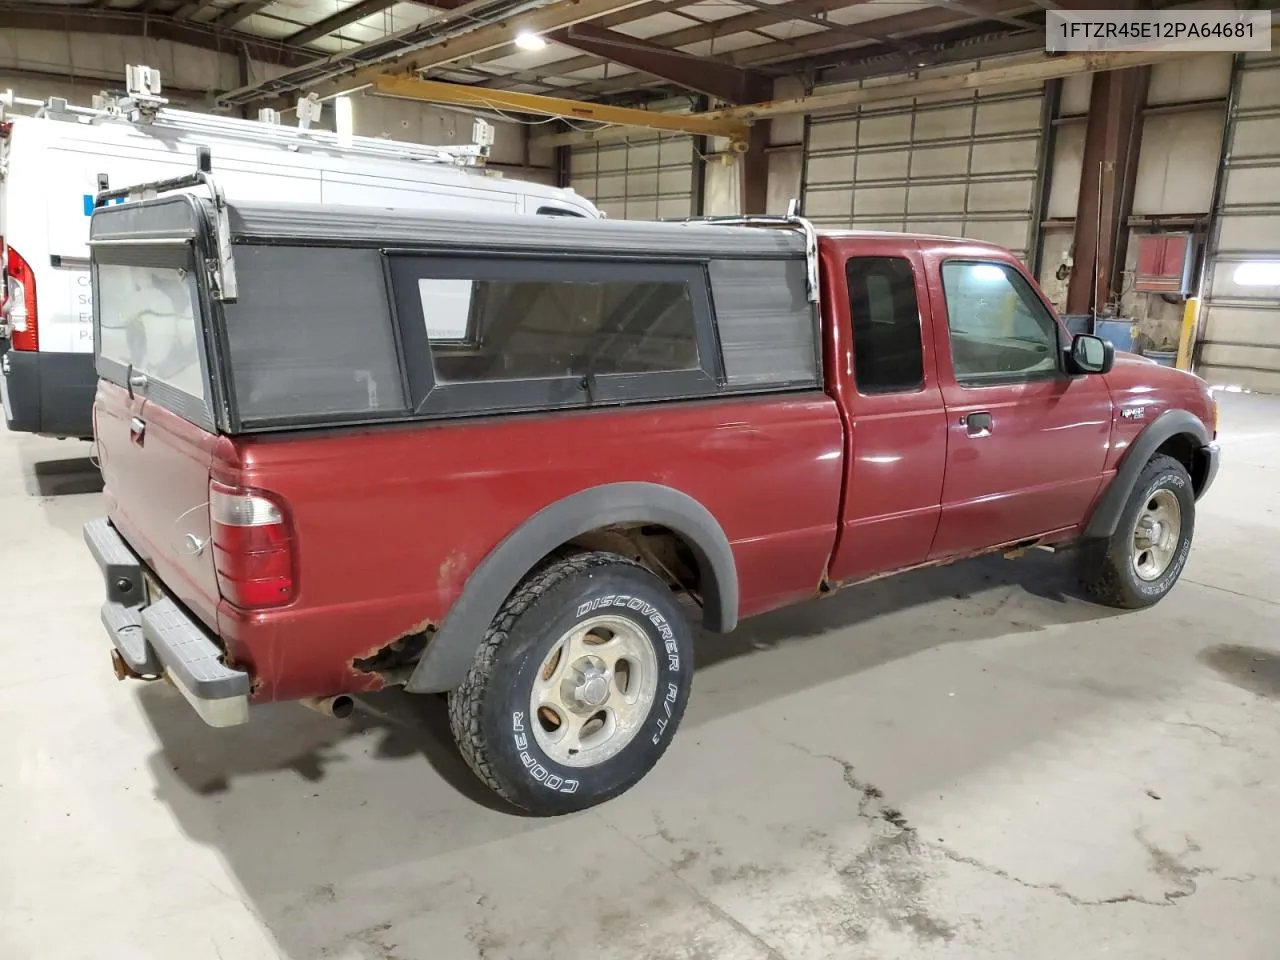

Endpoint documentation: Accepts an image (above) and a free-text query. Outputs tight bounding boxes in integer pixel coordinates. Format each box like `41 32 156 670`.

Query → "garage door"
802 84 1045 262
568 133 696 220
1200 53 1280 393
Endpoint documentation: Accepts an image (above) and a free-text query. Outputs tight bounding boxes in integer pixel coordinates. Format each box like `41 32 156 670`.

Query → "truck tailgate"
96 381 222 633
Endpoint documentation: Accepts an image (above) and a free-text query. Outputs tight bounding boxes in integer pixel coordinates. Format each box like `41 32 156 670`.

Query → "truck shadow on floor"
138 550 1110 804
136 548 1121 805
23 454 103 497
695 549 1091 673
133 549 1128 960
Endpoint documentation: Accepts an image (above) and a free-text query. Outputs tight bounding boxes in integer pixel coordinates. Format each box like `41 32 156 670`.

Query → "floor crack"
786 742 910 831
937 847 1182 908
789 743 1224 910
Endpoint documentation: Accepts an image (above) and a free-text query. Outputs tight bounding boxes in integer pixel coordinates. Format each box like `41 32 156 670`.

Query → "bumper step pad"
84 517 251 727
100 602 159 676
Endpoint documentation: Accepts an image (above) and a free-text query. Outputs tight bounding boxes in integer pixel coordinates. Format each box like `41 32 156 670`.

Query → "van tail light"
209 481 297 609
4 245 39 352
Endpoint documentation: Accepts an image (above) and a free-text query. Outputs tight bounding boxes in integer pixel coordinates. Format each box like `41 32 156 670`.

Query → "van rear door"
91 196 224 632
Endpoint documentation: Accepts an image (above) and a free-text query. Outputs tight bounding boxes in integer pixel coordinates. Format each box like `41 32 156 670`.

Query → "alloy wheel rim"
1132 488 1182 581
529 615 658 768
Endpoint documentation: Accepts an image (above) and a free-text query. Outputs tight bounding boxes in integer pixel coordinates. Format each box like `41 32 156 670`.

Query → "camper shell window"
389 255 721 417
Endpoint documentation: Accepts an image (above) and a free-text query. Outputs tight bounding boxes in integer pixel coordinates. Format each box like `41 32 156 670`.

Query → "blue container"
1094 319 1135 353
1145 350 1177 367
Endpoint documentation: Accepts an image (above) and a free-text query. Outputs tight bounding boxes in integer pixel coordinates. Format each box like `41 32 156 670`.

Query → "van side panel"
215 395 844 703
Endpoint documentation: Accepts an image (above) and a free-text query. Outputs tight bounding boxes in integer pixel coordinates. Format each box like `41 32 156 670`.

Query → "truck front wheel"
448 551 693 815
1078 454 1196 609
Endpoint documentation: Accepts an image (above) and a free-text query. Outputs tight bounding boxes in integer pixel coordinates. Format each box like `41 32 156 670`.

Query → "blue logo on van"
84 195 126 216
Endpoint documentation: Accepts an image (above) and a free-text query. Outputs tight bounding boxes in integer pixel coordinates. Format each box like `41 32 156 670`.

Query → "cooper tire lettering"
453 552 694 814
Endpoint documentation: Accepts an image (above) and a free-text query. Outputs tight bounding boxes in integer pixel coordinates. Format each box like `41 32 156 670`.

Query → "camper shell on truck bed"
86 171 1219 815
89 192 821 434
0 79 597 441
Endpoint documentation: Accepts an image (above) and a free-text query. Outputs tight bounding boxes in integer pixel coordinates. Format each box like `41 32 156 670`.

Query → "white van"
0 77 599 440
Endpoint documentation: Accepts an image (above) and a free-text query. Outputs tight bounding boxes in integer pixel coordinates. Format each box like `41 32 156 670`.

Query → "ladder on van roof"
677 201 819 304
0 64 494 170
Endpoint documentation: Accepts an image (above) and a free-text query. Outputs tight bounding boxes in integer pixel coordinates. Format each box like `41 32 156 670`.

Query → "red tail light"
5 245 38 352
209 481 297 609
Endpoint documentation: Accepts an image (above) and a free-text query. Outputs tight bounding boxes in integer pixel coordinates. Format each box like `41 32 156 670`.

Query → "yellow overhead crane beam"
372 75 752 147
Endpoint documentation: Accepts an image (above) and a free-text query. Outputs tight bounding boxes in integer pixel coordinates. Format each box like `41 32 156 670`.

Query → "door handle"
962 412 992 437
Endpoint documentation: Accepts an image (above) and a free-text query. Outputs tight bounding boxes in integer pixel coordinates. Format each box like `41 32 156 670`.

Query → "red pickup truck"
84 171 1219 815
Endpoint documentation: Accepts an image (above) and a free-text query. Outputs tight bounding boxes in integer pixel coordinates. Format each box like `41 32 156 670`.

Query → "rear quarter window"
221 245 408 424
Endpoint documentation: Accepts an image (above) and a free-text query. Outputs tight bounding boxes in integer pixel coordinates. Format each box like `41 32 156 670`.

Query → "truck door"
923 251 1112 558
825 242 949 585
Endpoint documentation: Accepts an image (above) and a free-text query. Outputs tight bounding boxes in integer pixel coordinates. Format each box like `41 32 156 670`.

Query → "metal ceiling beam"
586 0 1085 99
214 0 277 31
484 0 882 90
533 45 1243 149
729 0 927 55
707 45 1265 122
925 0 1039 31
580 4 982 97
170 0 224 17
283 0 474 46
220 0 583 106
550 23 770 103
285 0 401 46
493 0 1046 98
372 73 751 138
246 0 654 108
815 24 1043 83
0 5 315 68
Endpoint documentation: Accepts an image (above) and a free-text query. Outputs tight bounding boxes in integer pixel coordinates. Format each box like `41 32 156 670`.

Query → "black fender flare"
405 482 739 694
1084 409 1210 540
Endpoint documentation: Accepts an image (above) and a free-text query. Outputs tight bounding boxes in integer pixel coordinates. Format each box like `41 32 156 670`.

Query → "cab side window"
846 256 925 394
941 260 1059 384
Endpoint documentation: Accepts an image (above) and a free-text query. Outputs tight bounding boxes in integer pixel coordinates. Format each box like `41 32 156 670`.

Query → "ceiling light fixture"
515 31 547 51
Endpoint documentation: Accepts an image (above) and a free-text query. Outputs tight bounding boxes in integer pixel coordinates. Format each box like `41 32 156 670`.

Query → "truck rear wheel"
1078 454 1196 609
448 551 693 815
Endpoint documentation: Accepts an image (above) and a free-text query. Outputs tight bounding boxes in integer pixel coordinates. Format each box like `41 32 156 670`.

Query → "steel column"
741 121 771 214
1065 65 1149 317
1028 77 1061 279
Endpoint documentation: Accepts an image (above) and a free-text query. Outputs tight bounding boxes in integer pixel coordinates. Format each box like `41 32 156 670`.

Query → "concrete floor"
2 392 1278 960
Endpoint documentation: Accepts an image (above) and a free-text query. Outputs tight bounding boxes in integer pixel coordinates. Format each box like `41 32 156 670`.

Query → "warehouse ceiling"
1 0 1098 106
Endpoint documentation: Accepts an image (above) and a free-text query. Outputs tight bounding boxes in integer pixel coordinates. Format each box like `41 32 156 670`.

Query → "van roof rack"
675 202 818 303
93 147 237 301
0 64 493 169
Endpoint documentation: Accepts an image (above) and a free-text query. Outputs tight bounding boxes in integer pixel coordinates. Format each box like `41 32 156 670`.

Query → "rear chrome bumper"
83 517 250 727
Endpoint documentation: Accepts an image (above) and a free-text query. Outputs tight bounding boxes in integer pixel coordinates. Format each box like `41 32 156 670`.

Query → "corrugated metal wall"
568 133 697 220
1201 52 1280 392
1122 57 1232 353
801 63 1046 263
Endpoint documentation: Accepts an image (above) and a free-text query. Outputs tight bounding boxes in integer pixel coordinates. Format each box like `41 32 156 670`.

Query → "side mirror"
1070 333 1114 374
